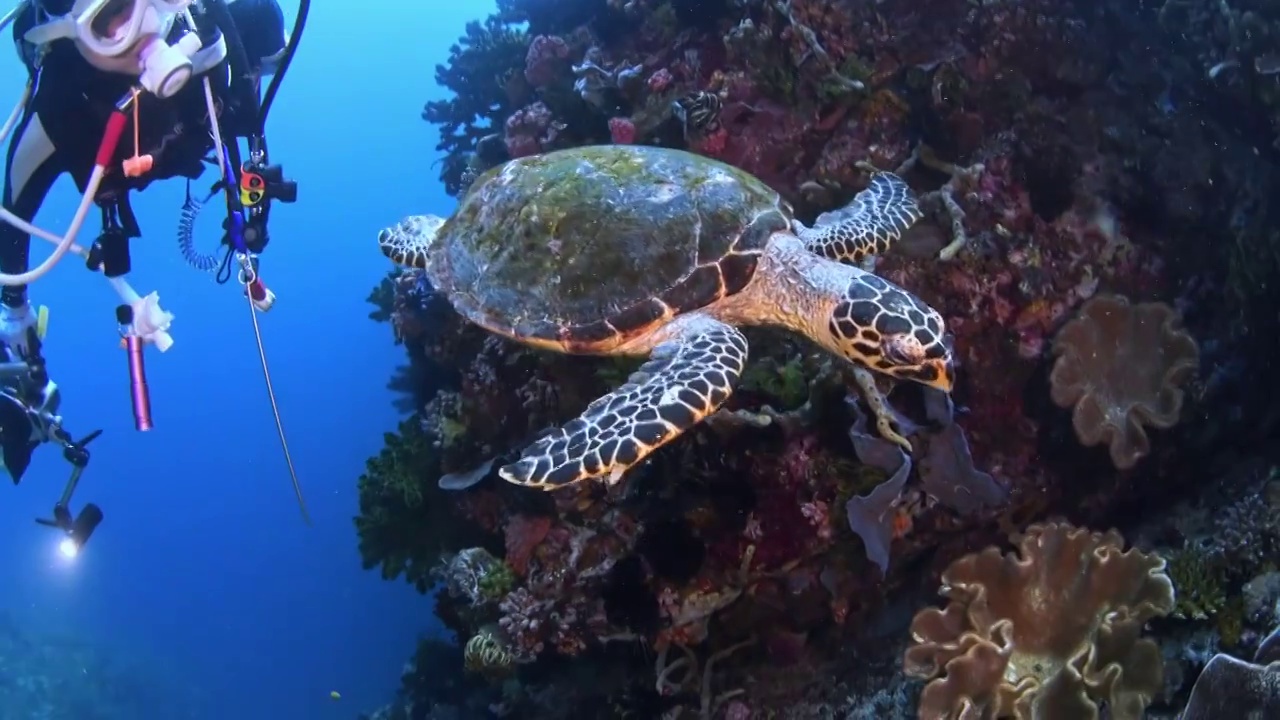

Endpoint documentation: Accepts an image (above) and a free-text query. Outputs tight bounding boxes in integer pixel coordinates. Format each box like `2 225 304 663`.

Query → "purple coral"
919 421 1008 514
845 400 912 574
1049 294 1200 469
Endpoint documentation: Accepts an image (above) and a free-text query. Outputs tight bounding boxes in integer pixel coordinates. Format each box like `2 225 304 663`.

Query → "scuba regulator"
235 140 297 253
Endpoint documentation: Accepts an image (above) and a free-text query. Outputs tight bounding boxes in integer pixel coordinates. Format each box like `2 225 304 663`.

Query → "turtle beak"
895 358 954 393
926 358 955 393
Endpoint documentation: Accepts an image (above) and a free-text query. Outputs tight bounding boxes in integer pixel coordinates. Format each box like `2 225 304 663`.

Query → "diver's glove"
0 303 37 358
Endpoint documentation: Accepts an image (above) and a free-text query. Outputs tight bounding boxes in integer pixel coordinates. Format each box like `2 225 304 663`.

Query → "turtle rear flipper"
378 214 447 270
499 315 748 489
799 171 922 265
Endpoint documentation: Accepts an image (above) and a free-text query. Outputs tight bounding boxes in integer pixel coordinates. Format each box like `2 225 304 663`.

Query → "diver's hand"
0 303 36 358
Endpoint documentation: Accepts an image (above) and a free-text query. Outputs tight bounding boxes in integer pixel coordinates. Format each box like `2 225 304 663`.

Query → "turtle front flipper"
798 171 922 265
377 214 447 269
500 316 748 490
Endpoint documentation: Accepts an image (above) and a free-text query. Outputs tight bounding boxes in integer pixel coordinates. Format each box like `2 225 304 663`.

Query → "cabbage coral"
903 521 1174 720
1048 294 1199 469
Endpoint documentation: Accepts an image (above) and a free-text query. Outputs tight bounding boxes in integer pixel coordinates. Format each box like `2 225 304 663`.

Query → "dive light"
41 502 104 559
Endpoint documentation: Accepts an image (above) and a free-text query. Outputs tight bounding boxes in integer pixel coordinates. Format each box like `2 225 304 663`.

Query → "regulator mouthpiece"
137 32 202 99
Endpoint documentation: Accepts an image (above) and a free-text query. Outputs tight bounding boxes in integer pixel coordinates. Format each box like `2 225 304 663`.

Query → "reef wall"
359 0 1280 717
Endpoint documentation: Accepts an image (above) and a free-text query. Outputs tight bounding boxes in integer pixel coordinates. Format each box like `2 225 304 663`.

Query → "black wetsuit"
1 0 284 308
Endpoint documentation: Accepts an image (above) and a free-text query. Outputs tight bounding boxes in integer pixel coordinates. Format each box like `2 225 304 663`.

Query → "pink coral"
504 102 557 158
496 523 620 662
800 500 833 541
647 68 673 93
608 116 636 144
696 126 728 156
505 514 552 577
524 35 569 87
497 587 549 660
709 449 826 571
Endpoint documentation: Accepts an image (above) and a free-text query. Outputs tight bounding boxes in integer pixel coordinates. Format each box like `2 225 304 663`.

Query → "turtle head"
378 215 446 270
829 274 955 393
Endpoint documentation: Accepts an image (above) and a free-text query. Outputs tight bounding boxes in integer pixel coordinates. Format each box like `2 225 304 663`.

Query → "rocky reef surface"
0 611 203 718
358 0 1280 717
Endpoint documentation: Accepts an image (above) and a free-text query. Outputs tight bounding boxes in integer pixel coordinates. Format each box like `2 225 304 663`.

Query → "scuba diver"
0 0 311 554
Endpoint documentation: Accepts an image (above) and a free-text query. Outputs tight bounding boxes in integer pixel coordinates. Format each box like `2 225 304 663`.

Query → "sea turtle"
377 145 952 490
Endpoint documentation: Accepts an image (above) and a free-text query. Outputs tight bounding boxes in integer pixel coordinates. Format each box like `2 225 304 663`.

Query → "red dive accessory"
117 304 153 432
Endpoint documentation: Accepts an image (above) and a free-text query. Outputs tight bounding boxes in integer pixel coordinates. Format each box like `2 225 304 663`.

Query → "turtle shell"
429 145 793 352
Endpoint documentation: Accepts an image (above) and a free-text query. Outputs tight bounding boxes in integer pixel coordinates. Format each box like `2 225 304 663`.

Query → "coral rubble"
360 0 1280 715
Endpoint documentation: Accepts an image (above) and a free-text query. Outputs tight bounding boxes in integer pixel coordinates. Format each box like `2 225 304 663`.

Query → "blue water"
0 3 480 717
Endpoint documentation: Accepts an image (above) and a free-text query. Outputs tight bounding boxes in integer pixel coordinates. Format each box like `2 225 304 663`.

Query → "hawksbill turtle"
378 145 952 490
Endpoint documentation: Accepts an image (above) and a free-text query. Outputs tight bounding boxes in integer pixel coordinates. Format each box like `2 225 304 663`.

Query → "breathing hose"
174 0 309 273
259 0 309 131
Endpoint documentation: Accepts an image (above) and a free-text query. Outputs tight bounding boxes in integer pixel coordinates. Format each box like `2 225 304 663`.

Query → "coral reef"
1048 294 1200 469
0 611 202 719
360 0 1280 715
354 417 492 592
1181 621 1280 719
421 17 530 196
903 522 1174 719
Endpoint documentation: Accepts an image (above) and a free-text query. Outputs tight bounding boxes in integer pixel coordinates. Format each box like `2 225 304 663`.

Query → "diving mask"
24 0 202 97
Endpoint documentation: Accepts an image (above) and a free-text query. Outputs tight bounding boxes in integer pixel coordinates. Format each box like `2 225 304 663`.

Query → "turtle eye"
883 333 927 365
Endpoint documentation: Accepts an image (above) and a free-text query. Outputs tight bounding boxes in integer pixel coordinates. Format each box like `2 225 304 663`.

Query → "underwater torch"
118 305 153 431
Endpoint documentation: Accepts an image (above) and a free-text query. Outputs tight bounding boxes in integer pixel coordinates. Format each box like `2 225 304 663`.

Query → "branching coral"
366 272 397 323
422 17 530 195
903 522 1174 720
1048 294 1200 469
895 145 985 262
355 417 489 591
1164 544 1228 620
653 637 757 718
497 0 607 36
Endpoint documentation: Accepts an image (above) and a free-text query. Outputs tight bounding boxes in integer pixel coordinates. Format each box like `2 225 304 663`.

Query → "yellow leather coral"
903 522 1174 720
1048 294 1199 469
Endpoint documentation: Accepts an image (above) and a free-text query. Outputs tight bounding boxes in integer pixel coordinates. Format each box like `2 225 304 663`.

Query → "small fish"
329 691 341 701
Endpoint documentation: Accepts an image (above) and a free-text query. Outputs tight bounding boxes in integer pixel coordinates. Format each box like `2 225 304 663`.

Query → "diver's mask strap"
21 15 73 47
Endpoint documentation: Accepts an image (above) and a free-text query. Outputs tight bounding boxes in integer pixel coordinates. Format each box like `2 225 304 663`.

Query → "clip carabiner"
235 253 275 312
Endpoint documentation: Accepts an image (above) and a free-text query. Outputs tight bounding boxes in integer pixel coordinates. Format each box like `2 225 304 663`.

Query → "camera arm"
0 337 106 549
34 426 102 533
